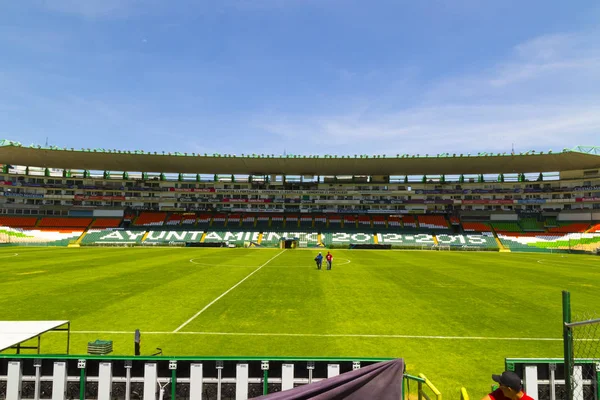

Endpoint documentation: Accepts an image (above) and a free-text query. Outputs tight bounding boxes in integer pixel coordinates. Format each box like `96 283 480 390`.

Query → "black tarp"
251 358 404 400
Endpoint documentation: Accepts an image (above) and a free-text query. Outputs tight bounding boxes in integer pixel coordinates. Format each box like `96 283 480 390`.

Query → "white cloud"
252 30 600 155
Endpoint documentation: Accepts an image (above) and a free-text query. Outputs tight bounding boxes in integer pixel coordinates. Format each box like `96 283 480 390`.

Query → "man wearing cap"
481 371 534 400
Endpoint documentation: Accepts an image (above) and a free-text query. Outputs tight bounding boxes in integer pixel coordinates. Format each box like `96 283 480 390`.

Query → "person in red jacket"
325 251 333 270
481 371 534 400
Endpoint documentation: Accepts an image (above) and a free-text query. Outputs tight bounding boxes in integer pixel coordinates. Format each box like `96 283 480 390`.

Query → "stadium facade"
1 139 599 252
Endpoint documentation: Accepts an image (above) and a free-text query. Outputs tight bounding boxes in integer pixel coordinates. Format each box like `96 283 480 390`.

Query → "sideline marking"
174 250 286 332
68 330 561 341
16 270 47 276
0 253 19 259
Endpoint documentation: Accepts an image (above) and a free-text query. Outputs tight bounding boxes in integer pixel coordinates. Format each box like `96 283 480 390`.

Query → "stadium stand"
211 213 227 228
0 227 83 245
314 215 327 229
271 214 284 229
299 215 313 228
144 230 204 244
462 222 492 232
548 222 590 233
328 215 343 230
165 213 183 226
285 214 299 229
322 232 375 246
241 214 256 228
449 216 461 226
226 214 241 228
90 218 122 228
196 213 212 228
358 215 372 229
376 232 435 247
417 215 449 230
133 212 166 227
519 218 545 231
497 232 600 252
372 215 387 229
81 229 145 245
435 233 498 249
181 213 197 225
388 216 402 229
0 216 38 227
490 222 522 233
402 215 418 228
38 217 92 228
256 214 270 229
343 215 357 230
589 223 600 232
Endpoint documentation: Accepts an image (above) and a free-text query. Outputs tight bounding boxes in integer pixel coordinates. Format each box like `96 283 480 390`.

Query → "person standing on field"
314 252 323 270
326 251 333 270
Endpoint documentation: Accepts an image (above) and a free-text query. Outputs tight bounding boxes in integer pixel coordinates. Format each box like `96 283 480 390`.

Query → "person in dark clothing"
314 252 323 270
134 329 141 356
481 371 533 400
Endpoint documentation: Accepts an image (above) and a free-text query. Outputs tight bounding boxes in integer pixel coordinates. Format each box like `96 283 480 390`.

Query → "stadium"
1 139 600 399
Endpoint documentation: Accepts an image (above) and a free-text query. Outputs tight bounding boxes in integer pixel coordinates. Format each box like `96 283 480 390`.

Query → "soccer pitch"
1 247 599 397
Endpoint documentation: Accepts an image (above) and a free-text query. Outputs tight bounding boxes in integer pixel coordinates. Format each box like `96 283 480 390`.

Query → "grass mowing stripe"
173 250 287 332
68 330 561 340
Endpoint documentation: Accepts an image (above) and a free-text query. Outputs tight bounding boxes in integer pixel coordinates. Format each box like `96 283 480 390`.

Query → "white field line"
173 250 286 332
67 330 561 341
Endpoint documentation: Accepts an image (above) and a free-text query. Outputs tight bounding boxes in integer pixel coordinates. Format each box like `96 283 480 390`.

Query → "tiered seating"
90 218 122 228
372 215 386 229
38 217 92 228
271 215 284 229
519 218 545 231
314 215 327 229
548 223 590 233
211 214 227 228
0 216 38 227
388 216 402 228
417 215 449 230
226 214 241 228
449 216 461 226
0 227 82 245
259 231 284 247
544 217 558 227
343 215 357 230
242 214 256 228
402 215 417 228
165 213 183 226
203 231 257 246
358 215 372 229
285 215 299 229
462 222 492 232
497 233 600 251
181 213 197 225
436 233 498 249
133 212 166 227
490 222 522 233
144 230 204 243
259 231 319 247
196 214 212 228
589 224 600 233
81 229 145 244
123 213 135 223
377 232 435 247
322 232 375 245
328 215 342 229
299 215 313 228
256 214 270 229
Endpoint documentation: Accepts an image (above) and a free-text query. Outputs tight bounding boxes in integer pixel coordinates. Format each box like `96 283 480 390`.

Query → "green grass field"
1 246 599 398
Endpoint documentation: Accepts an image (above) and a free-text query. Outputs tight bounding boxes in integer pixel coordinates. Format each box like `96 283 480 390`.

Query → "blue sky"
1 0 599 156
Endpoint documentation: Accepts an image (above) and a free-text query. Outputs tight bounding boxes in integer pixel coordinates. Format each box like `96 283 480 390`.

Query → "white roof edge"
0 320 69 352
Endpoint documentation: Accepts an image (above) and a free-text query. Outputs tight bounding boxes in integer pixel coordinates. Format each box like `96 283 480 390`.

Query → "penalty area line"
173 250 287 333
68 330 561 341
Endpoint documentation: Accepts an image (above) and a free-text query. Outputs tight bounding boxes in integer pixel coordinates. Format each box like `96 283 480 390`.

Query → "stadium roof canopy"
0 320 70 353
1 140 599 175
